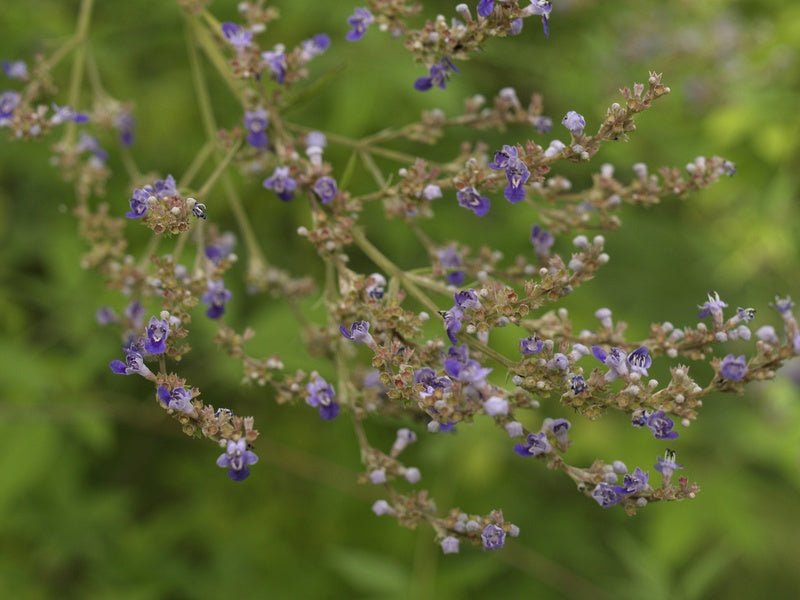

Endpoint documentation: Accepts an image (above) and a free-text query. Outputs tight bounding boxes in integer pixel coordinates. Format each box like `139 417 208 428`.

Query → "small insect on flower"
192 202 208 219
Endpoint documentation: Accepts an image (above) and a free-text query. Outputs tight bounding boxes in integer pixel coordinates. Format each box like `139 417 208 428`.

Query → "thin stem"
63 0 95 145
179 141 214 189
197 139 242 198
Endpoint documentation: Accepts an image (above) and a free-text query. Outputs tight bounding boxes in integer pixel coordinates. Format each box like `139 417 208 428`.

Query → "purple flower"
0 91 20 125
456 186 490 217
477 0 494 18
144 316 170 355
216 439 259 482
592 346 629 381
299 33 331 62
561 110 585 135
654 449 682 482
221 22 253 49
627 346 652 375
244 108 269 149
520 335 544 355
443 307 463 345
313 176 338 204
1 60 27 79
488 145 530 203
157 385 195 415
591 482 626 508
720 354 747 382
205 232 236 264
76 132 108 162
96 306 118 325
443 345 492 385
345 7 374 41
483 396 509 417
509 18 524 35
523 0 553 38
549 418 571 446
441 536 460 554
698 291 727 319
514 431 551 457
154 175 178 198
306 374 339 420
770 295 794 316
340 320 374 345
454 289 480 310
621 467 649 494
263 166 297 201
570 374 587 394
530 225 554 257
481 524 506 551
414 57 459 92
109 343 153 379
125 300 145 330
49 103 89 125
422 184 442 200
414 367 452 398
262 47 287 83
645 410 678 440
201 280 232 319
115 109 135 146
438 246 465 285
531 115 552 133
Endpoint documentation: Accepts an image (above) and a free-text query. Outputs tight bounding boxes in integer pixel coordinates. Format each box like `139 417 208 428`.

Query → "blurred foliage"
1 0 799 598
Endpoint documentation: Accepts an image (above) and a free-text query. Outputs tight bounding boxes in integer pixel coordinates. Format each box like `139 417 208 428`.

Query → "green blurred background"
1 0 799 598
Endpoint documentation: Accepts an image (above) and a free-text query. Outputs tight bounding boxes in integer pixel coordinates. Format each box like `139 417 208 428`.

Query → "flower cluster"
5 0 798 559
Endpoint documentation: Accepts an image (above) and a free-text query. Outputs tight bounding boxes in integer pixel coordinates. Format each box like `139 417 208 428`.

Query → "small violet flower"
1 60 27 79
561 110 585 135
654 449 682 482
591 482 626 508
440 536 460 554
216 439 259 481
221 22 253 49
443 307 463 345
144 316 170 355
262 46 287 83
157 385 195 415
645 410 678 440
720 354 747 382
698 291 727 320
488 145 530 203
520 335 544 355
477 0 494 18
201 280 233 319
298 34 331 62
109 343 153 379
530 225 554 257
0 91 21 125
313 176 338 204
514 432 551 457
340 320 374 345
522 0 553 38
263 166 297 201
244 108 269 150
592 346 628 381
456 186 490 217
306 374 339 420
414 58 459 92
481 524 506 551
621 467 649 494
454 289 481 310
345 7 374 41
115 109 135 146
627 346 652 375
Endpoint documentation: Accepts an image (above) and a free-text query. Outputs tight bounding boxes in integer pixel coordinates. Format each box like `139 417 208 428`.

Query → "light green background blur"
1 1 799 598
